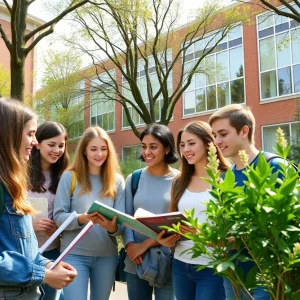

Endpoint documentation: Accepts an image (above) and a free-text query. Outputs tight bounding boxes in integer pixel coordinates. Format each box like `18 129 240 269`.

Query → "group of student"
0 97 284 300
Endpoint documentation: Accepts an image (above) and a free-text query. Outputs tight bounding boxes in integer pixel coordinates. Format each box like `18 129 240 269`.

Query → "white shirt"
174 189 213 265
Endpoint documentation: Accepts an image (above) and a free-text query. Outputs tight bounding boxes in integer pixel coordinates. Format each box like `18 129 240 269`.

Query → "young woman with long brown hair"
0 98 76 300
53 126 125 300
28 121 69 300
158 121 228 300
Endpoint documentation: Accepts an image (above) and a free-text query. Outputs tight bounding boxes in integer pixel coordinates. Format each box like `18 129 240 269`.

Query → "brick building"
0 3 44 100
37 1 300 159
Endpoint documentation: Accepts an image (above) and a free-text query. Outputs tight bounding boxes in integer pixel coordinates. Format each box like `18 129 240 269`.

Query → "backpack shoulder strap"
131 169 142 198
0 182 4 218
263 152 282 162
70 171 77 197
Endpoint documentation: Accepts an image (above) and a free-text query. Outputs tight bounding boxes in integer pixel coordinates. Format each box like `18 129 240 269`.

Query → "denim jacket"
0 184 50 298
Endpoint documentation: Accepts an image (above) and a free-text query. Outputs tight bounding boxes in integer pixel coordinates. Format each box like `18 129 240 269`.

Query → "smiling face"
211 118 248 159
36 133 66 170
85 137 108 173
19 118 38 161
141 134 169 168
179 131 207 165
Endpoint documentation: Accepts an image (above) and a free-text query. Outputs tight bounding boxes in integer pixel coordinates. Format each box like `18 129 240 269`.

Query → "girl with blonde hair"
0 98 77 299
54 126 125 300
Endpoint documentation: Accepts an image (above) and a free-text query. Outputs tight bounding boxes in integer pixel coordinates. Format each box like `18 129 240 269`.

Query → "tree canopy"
0 0 89 101
63 0 248 137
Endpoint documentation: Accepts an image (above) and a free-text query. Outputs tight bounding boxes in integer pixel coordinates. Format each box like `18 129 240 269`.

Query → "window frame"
182 24 246 118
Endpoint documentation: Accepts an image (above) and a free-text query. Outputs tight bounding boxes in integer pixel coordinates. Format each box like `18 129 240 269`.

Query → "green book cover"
87 200 158 240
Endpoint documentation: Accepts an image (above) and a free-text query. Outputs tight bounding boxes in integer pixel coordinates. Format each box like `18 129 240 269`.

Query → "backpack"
70 171 77 197
131 169 143 198
263 152 299 176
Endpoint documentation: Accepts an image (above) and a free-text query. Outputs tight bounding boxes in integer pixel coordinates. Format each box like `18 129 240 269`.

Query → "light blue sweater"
123 168 179 273
53 171 125 257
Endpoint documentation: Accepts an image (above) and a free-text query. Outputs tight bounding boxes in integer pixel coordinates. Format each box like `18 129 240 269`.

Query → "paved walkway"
109 282 128 300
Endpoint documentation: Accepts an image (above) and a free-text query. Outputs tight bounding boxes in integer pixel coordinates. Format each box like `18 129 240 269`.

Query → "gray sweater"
53 171 125 257
123 168 179 273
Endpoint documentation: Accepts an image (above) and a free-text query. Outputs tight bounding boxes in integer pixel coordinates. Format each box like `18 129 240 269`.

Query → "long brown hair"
69 126 120 198
0 98 37 215
170 121 229 212
29 121 69 194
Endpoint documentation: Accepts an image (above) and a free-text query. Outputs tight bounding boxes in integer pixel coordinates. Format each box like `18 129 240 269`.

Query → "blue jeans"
125 271 175 300
62 254 118 300
42 248 64 300
223 260 270 300
172 259 225 300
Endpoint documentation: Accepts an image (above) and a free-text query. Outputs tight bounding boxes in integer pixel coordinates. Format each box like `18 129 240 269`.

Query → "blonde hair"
69 126 121 198
0 98 37 215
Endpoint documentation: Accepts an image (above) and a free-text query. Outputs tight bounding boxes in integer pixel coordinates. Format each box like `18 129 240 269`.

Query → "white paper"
29 197 48 218
49 221 94 270
39 211 77 254
134 207 155 218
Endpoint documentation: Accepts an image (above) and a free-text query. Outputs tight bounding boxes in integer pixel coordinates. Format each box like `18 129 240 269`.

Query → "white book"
29 197 48 218
39 211 77 254
49 221 94 270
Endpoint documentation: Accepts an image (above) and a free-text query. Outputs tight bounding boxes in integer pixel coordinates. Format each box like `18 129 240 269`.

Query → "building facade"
39 1 300 159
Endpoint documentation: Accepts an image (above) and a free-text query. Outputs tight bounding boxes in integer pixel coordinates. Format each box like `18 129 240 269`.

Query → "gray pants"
0 286 43 300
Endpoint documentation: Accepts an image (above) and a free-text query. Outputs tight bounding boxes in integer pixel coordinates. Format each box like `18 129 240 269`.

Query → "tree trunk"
10 55 25 101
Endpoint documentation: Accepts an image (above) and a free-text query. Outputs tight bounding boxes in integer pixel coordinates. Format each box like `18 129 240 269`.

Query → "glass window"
293 64 300 93
291 28 300 64
258 13 274 30
261 71 277 99
217 52 228 82
276 32 291 68
259 37 276 71
229 26 242 40
278 67 292 95
217 82 230 108
263 124 289 152
183 24 244 115
184 91 196 115
90 76 115 132
231 78 244 104
229 46 244 79
196 88 206 112
258 9 300 100
122 50 172 127
207 86 216 110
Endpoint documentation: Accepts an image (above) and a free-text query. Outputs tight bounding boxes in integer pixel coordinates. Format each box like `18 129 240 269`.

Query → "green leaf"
262 206 274 213
286 225 300 232
245 265 258 288
277 238 291 254
216 261 232 273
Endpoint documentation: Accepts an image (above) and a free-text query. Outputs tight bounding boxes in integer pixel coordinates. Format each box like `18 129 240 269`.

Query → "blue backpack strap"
131 169 142 198
0 182 4 218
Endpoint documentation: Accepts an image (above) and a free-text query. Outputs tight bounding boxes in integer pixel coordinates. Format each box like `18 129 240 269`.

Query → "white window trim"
261 120 300 150
89 72 116 132
182 23 246 117
256 3 300 103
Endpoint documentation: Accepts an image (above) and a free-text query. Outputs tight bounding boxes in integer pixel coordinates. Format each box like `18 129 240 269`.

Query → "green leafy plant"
167 129 300 299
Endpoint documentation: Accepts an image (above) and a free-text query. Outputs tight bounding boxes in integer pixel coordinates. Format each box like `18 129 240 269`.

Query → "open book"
49 221 93 270
87 201 187 240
